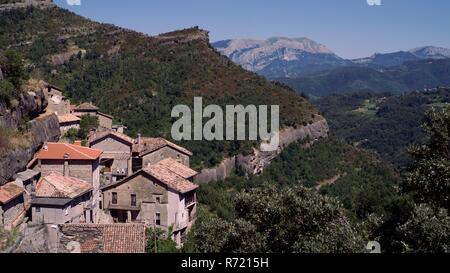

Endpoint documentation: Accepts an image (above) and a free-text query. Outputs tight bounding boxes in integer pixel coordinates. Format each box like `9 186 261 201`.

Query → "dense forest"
314 88 450 169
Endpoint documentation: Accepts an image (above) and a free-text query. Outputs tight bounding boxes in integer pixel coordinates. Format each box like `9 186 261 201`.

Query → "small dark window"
112 192 118 204
155 212 161 226
131 194 137 207
36 207 41 213
99 201 103 210
155 196 161 203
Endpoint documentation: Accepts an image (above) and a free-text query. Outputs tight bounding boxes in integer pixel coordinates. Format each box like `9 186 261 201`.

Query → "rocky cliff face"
237 119 329 175
0 89 60 185
196 118 329 183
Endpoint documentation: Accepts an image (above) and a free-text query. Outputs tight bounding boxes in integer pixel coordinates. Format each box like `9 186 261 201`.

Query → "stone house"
44 84 71 116
13 169 40 208
88 131 134 185
72 102 113 130
0 183 26 230
97 112 113 131
57 224 146 253
132 137 193 173
31 142 103 222
31 172 93 225
101 158 198 246
58 114 81 134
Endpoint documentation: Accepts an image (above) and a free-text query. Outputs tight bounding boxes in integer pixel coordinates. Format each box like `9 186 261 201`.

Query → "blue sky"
54 0 450 59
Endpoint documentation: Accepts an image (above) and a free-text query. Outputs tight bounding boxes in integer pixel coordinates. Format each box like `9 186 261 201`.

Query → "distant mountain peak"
409 46 450 59
212 37 344 78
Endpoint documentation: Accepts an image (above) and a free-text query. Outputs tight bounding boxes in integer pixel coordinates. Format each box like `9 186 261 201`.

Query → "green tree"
64 128 80 143
190 185 367 253
398 204 450 253
0 49 28 89
404 107 450 209
145 227 179 253
78 115 99 139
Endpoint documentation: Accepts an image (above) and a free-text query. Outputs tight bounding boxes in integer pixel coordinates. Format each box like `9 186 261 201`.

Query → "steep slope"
0 6 321 169
277 58 450 97
213 37 349 78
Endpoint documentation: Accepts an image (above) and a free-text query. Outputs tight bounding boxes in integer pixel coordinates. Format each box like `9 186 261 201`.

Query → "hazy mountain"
213 37 349 78
276 58 450 97
351 51 421 67
214 38 450 79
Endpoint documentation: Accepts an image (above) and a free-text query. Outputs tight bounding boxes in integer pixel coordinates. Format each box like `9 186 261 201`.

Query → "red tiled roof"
36 143 102 161
103 224 146 253
0 183 24 205
58 114 81 124
36 172 93 199
133 137 192 156
155 158 198 179
88 131 134 146
60 224 146 253
143 164 198 194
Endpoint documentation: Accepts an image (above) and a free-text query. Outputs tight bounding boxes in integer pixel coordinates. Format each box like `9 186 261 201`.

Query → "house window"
155 212 161 226
131 194 137 207
155 196 161 204
36 207 41 213
112 192 118 204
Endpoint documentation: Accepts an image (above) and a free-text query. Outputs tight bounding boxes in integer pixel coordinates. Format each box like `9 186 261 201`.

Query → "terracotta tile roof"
58 114 81 124
155 158 198 179
60 224 146 253
102 162 198 194
36 143 102 161
0 183 24 205
36 172 92 199
133 137 192 156
88 131 134 146
143 164 198 194
74 102 98 111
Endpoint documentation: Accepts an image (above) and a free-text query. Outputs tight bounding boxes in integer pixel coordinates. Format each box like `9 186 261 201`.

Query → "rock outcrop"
194 157 236 184
237 119 329 175
0 90 60 185
196 118 329 183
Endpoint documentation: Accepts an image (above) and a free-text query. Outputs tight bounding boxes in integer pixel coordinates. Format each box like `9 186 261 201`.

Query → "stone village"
0 82 199 253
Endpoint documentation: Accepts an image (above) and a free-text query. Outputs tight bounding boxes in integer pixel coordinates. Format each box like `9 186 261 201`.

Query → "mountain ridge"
214 37 450 78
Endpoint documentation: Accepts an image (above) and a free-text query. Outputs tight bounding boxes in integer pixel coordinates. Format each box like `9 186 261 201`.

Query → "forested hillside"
0 6 319 169
315 88 450 169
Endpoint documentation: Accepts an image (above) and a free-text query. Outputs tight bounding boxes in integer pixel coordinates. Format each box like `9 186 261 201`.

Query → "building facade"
32 143 103 222
32 172 93 225
101 159 198 246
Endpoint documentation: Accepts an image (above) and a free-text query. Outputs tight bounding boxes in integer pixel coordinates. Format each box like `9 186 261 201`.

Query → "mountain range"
213 37 450 78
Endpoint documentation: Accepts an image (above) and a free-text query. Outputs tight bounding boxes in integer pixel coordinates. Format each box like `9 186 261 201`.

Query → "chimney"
63 153 70 177
137 133 142 145
74 140 82 146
